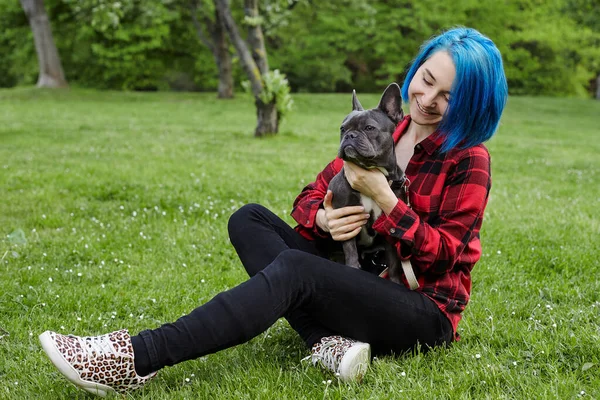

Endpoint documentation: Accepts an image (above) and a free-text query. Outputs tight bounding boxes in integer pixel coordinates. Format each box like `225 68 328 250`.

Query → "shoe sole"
338 342 371 382
39 331 116 398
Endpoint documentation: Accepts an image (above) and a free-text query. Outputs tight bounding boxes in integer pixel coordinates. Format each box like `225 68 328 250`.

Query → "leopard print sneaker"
39 329 155 397
310 335 371 382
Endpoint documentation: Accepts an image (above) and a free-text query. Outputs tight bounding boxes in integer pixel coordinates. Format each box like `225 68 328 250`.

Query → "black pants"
133 204 452 374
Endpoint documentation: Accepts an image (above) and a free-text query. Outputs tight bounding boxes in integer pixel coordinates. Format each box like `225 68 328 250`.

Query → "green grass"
1 87 599 399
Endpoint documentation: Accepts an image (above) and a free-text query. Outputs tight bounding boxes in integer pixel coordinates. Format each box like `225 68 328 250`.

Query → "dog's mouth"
339 144 376 168
341 145 359 159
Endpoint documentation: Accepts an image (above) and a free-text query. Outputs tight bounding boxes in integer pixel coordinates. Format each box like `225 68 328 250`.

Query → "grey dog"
328 83 417 287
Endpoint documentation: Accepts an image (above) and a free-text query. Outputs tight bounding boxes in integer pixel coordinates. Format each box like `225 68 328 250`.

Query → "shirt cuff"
291 203 329 239
372 200 418 248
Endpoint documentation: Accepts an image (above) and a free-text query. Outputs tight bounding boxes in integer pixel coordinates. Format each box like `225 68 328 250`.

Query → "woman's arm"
372 146 491 275
343 147 491 275
291 158 343 239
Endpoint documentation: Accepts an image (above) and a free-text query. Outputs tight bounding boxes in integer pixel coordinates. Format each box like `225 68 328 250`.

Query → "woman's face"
407 50 456 128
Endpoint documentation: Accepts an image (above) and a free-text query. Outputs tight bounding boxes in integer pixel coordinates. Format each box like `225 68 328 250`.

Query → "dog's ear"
352 90 364 111
377 83 403 124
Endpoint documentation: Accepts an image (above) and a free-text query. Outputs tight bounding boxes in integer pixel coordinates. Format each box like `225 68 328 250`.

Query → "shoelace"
311 340 351 373
72 334 121 360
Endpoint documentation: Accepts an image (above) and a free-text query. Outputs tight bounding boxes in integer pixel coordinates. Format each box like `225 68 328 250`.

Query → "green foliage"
0 0 36 87
1 89 600 398
242 69 293 117
1 0 599 96
262 69 293 115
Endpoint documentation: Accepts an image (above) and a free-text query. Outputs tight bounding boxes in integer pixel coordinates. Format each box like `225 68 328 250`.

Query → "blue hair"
401 27 508 152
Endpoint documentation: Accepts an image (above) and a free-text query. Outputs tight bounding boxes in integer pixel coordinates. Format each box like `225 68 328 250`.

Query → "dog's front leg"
342 239 361 268
384 241 403 284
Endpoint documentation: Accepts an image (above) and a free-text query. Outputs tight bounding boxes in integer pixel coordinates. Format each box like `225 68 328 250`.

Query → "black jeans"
133 204 452 374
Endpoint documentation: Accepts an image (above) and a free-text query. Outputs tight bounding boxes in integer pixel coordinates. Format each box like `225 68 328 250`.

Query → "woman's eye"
423 78 432 86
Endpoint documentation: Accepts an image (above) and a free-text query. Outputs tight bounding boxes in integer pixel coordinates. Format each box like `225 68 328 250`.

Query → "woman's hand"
343 161 399 214
343 161 390 199
316 191 370 241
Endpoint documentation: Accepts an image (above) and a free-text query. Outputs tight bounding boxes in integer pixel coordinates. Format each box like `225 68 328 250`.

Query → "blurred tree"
2 0 598 97
189 0 233 98
19 0 67 87
215 0 292 136
561 0 600 99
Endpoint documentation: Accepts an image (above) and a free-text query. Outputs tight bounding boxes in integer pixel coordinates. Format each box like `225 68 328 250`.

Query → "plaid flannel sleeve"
372 146 491 274
291 157 344 240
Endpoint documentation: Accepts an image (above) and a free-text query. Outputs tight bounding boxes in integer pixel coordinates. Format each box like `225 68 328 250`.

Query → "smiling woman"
401 27 508 152
407 51 455 127
38 27 509 397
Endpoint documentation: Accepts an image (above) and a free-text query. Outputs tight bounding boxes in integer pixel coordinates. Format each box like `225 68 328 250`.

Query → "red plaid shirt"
291 115 492 338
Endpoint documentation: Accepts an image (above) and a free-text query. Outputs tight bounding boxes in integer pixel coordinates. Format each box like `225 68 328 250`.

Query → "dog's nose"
348 132 357 139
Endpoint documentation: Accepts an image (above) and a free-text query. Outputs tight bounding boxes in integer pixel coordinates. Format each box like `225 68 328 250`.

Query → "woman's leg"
226 203 339 347
134 249 452 375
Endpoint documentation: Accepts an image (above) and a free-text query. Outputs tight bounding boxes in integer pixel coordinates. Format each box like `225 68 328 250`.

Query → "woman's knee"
228 203 265 240
270 249 316 279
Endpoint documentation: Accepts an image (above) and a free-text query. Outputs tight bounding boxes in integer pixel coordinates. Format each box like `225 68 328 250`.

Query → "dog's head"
338 83 404 173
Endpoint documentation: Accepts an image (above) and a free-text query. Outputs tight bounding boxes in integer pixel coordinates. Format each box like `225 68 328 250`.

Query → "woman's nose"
421 90 437 108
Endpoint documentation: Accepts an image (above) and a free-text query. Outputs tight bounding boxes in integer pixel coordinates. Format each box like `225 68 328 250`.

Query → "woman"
39 26 508 397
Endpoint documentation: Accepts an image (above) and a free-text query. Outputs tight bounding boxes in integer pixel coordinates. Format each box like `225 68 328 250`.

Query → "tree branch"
189 0 215 53
214 0 263 97
244 0 269 75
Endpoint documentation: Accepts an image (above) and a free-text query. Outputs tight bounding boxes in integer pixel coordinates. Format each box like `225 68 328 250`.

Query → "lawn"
1 88 599 399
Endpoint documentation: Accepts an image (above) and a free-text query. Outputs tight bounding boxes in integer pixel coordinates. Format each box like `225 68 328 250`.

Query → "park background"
1 0 600 399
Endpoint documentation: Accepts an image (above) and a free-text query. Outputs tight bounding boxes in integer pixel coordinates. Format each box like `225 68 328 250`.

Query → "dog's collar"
388 176 409 191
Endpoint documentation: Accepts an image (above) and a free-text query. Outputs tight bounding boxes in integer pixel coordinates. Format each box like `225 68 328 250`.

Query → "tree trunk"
214 0 262 97
190 1 233 98
215 0 280 136
596 73 600 100
19 0 67 88
244 0 269 75
213 9 233 99
255 99 278 136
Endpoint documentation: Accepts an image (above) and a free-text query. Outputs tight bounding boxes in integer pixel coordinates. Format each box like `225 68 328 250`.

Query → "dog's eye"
364 125 374 131
340 126 345 133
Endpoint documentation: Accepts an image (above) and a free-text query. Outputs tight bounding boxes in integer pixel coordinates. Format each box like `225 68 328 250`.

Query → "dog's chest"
358 194 382 247
360 194 382 218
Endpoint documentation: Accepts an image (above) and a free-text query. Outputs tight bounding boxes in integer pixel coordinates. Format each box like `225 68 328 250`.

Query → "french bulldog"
328 83 415 286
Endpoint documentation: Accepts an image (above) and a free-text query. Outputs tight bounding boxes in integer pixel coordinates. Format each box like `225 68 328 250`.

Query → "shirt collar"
392 115 444 155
